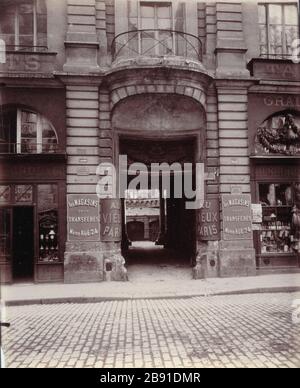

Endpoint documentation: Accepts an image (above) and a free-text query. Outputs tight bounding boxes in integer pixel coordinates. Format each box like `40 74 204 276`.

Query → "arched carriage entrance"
111 92 206 278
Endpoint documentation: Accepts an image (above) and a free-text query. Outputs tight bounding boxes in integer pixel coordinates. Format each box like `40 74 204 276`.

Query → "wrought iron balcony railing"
112 29 202 63
0 142 59 154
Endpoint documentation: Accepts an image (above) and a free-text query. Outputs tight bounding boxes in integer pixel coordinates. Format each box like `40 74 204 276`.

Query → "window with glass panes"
128 1 185 56
259 182 299 254
258 2 299 57
0 0 47 51
0 108 58 154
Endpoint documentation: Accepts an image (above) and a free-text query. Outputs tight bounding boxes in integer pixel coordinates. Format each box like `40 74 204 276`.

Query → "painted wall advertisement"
197 199 220 240
222 194 252 240
67 194 100 241
101 199 122 242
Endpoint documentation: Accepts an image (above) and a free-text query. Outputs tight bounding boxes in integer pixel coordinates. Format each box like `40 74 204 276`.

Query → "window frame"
0 0 46 52
258 2 299 57
0 107 58 154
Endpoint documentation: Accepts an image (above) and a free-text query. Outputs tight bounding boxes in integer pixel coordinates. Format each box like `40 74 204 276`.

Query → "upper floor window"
0 107 58 154
259 2 299 58
0 0 47 52
113 1 201 61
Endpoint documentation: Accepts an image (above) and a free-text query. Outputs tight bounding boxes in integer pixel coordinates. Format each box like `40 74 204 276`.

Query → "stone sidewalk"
1 273 300 306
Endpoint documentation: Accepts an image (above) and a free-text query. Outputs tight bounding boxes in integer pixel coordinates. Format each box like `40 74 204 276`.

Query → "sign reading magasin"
222 194 252 241
67 195 100 241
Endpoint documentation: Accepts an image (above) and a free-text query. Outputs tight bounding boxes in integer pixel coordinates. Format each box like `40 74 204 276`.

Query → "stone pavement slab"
1 273 300 305
2 292 300 368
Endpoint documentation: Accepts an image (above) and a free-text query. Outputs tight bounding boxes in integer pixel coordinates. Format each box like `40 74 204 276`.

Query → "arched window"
256 111 300 156
0 107 58 154
0 0 47 51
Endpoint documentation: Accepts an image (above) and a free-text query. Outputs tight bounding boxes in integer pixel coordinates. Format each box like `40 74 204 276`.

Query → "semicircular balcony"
111 29 205 72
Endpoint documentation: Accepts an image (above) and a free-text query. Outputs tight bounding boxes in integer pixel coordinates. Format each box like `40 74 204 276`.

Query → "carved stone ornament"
255 113 300 156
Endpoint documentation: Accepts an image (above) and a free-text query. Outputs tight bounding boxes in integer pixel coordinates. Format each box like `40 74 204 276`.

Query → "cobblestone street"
2 292 300 368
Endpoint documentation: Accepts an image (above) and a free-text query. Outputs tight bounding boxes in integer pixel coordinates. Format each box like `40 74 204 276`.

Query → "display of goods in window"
255 113 300 155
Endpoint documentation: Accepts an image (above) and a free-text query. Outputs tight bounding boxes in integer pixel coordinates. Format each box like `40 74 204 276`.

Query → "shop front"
0 160 66 283
0 88 66 284
248 69 300 270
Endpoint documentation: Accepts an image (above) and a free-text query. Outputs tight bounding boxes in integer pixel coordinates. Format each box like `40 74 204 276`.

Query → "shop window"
38 184 60 263
0 208 11 261
259 183 298 254
0 107 58 154
0 0 47 51
258 2 299 58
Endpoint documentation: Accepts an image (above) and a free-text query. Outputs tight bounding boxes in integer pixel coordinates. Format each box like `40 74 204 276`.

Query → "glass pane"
39 209 59 262
15 185 33 203
284 5 298 25
174 3 185 31
275 184 293 206
18 34 34 47
0 208 11 259
157 18 172 30
269 4 282 25
141 37 156 55
0 5 15 35
158 31 173 55
19 12 33 36
141 18 155 30
258 5 266 25
20 110 37 153
41 118 58 153
157 5 171 19
140 5 155 18
36 0 47 14
37 14 47 34
128 17 138 30
128 0 138 18
38 184 59 262
38 184 58 211
0 186 11 205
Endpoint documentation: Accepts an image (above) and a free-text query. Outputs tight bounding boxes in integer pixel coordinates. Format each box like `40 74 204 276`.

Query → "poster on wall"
67 194 100 241
222 194 252 241
197 199 220 240
101 199 122 242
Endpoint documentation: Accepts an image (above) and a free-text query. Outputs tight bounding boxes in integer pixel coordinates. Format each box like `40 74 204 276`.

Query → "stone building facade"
0 0 299 284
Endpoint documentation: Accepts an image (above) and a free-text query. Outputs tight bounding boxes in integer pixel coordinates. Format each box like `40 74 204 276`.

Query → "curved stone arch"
110 83 207 113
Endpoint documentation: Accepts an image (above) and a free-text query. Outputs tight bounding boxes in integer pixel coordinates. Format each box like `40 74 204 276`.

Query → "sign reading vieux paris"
222 194 252 241
197 199 220 240
100 199 122 242
67 195 100 241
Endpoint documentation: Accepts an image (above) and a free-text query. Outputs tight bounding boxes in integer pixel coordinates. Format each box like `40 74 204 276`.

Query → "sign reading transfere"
222 194 253 241
67 194 100 241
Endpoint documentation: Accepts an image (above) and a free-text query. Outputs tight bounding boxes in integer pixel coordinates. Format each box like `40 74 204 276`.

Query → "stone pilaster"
64 0 99 72
64 83 103 283
215 2 249 77
216 80 256 277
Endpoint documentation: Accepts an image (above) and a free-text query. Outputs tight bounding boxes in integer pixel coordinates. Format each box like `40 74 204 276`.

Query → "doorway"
13 207 34 281
120 137 197 280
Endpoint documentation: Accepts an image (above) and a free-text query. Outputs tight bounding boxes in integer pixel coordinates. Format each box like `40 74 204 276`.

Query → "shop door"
13 207 34 280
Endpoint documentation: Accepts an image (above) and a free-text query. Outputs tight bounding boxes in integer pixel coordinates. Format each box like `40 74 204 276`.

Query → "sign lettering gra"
222 194 252 241
67 195 100 241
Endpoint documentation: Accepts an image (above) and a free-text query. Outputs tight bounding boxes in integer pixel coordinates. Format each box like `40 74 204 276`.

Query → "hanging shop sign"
222 194 252 240
197 199 220 240
100 199 122 242
67 194 100 241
